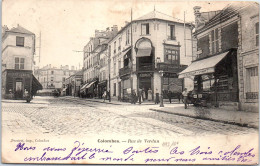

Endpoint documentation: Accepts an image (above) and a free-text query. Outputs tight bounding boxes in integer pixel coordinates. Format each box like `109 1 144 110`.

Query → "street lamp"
159 70 164 107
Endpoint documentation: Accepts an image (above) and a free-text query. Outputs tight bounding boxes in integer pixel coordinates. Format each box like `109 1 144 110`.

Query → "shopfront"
2 69 42 100
179 49 238 105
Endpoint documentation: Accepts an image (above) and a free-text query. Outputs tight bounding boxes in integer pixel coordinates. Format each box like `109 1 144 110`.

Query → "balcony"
119 67 131 77
157 63 187 73
137 64 154 72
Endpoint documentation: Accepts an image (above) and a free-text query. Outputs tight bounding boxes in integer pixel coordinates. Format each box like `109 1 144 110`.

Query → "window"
246 67 259 99
165 49 179 64
126 29 130 45
118 59 121 70
14 57 25 69
118 37 122 51
141 23 149 35
63 71 66 75
256 22 259 46
168 25 176 40
114 41 116 54
210 29 219 54
16 36 24 47
51 71 54 74
51 77 54 82
62 77 65 82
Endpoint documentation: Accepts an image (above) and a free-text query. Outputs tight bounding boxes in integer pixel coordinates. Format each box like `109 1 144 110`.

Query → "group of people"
130 87 190 109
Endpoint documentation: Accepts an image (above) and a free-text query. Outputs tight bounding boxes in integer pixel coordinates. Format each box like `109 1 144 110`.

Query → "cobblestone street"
2 96 258 138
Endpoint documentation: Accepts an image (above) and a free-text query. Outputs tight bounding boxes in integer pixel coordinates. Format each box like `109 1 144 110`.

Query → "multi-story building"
179 2 259 112
34 64 77 91
1 25 42 99
64 70 83 97
81 26 118 98
108 10 193 101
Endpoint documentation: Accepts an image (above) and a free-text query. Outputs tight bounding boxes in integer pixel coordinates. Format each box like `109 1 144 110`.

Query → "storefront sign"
180 67 215 78
139 73 152 77
7 72 31 78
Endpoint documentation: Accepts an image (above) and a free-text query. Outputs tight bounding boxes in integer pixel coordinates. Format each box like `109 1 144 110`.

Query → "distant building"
1 25 42 99
34 64 77 91
81 26 118 98
179 2 259 112
64 70 83 97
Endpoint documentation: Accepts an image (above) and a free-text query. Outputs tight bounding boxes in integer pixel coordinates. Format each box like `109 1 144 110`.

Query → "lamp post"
159 70 164 107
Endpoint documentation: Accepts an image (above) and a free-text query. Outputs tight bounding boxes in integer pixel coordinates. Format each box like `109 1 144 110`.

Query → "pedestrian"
182 88 188 109
177 92 182 103
102 90 107 102
168 90 172 103
155 88 160 104
147 88 152 101
142 88 146 101
131 90 137 104
138 88 143 104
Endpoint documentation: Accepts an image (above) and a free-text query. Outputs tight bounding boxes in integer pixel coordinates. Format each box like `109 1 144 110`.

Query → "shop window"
246 66 259 99
14 57 25 69
210 29 219 54
141 23 149 35
168 24 176 40
256 22 259 46
201 74 215 92
16 36 24 47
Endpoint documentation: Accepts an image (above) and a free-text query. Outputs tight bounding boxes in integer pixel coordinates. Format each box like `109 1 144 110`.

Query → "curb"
150 108 259 129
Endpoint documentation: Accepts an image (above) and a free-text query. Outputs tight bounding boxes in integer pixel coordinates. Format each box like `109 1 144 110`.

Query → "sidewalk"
150 104 259 129
62 96 158 105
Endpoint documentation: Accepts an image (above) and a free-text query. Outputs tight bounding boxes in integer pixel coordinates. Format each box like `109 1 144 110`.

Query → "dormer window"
16 36 24 47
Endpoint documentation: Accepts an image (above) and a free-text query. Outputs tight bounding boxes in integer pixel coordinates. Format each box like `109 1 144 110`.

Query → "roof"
195 2 257 33
8 25 34 35
135 10 185 24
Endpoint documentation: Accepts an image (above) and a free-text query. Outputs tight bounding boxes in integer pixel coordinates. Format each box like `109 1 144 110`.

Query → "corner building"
108 10 193 101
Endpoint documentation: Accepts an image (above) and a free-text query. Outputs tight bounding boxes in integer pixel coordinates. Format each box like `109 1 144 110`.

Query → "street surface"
2 96 257 138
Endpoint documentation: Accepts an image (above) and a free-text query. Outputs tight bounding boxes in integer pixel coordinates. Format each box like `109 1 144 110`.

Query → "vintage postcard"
1 0 259 164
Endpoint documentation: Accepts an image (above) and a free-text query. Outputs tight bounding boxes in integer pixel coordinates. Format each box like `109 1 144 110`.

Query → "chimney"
193 6 202 30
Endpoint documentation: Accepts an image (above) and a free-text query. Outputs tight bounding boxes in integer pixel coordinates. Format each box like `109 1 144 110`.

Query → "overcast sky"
2 0 231 69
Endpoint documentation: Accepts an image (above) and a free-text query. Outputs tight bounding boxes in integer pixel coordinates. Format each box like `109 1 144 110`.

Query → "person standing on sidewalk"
182 88 188 109
167 90 172 104
155 88 160 104
138 88 143 104
102 90 107 102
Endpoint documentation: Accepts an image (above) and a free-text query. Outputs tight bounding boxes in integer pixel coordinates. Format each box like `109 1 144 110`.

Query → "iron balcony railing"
157 63 187 73
119 67 131 77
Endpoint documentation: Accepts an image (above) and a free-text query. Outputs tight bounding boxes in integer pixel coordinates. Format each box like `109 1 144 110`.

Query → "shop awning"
123 48 132 59
136 48 152 57
80 83 89 91
136 39 152 57
85 81 96 89
32 75 43 91
179 51 229 78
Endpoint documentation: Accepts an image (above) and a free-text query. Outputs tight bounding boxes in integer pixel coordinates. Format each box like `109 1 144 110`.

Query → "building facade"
81 26 118 98
179 2 259 112
1 25 42 99
34 64 77 91
238 3 259 112
108 10 193 101
64 70 83 97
